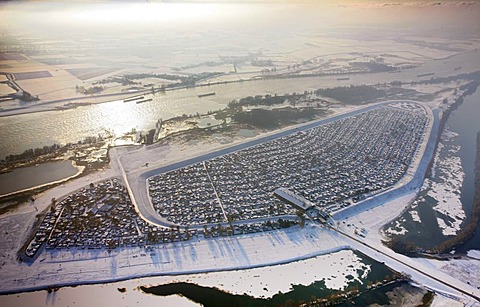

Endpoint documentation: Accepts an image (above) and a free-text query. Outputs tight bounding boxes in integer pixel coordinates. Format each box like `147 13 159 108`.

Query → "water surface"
0 160 78 195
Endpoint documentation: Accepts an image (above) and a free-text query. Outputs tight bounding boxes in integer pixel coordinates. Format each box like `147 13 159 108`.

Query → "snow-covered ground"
1 91 479 305
0 223 352 294
468 250 480 260
439 258 480 290
0 249 378 307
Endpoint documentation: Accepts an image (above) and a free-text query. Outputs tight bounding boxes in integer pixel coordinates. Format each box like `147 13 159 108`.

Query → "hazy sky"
0 1 479 40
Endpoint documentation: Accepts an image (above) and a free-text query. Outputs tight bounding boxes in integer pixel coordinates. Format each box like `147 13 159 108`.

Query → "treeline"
75 85 103 95
94 72 224 88
315 85 386 104
384 236 419 256
94 73 181 85
414 70 480 85
227 85 385 108
351 61 396 73
232 107 319 129
1 135 105 164
2 143 63 164
228 92 310 109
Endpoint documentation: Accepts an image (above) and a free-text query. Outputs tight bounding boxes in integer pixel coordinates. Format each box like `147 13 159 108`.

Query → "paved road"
331 225 480 303
122 100 428 229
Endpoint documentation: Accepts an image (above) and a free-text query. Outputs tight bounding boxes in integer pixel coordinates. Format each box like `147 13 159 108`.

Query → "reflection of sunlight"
92 100 148 137
71 3 216 24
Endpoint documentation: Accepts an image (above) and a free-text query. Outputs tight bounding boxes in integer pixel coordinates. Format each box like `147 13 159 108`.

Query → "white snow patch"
385 219 408 235
441 129 459 141
435 218 457 236
426 153 465 236
430 294 464 307
467 250 480 260
440 258 480 290
410 210 421 223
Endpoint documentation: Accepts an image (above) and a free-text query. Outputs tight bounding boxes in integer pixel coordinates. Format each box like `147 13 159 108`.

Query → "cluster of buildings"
26 179 297 257
25 179 141 256
148 104 427 226
25 103 428 257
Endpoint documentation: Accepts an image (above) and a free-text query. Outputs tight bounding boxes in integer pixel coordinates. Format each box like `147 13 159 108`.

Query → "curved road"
115 100 480 303
332 226 480 303
121 100 432 229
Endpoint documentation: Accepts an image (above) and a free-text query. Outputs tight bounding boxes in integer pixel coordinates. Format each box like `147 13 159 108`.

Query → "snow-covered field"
0 222 353 294
439 258 480 290
0 249 377 307
468 250 480 260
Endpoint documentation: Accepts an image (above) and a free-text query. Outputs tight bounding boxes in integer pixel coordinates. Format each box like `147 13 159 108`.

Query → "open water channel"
386 88 480 252
1 50 479 160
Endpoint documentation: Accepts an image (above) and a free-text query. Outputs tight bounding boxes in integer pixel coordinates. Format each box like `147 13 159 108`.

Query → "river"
1 50 479 160
385 87 480 252
454 89 480 253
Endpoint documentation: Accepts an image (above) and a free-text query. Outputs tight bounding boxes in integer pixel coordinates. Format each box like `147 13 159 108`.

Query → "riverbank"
1 69 478 120
425 80 480 178
0 140 114 216
432 131 480 253
0 160 83 197
383 80 480 255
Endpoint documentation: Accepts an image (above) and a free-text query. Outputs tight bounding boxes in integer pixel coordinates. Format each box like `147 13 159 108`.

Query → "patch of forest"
232 107 324 129
315 85 386 104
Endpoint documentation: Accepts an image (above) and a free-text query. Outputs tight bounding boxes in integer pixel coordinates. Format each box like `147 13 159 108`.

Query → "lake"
0 160 79 196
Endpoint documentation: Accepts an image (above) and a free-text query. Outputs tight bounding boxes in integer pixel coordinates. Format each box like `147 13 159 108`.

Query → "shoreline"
434 131 480 253
0 76 255 118
0 160 85 199
0 97 478 302
425 80 480 179
384 81 480 255
1 69 479 119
